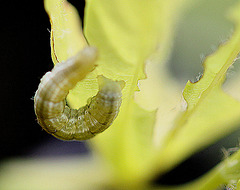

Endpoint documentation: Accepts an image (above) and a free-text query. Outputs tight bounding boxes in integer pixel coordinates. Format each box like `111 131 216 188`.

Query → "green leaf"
154 1 240 175
44 0 88 64
44 0 195 183
83 0 192 182
158 147 240 190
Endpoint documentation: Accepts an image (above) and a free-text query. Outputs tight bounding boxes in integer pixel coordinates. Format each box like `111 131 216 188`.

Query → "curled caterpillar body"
34 47 125 140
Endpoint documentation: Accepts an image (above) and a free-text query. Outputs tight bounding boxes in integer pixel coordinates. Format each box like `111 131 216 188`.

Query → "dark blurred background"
1 0 240 186
0 0 88 160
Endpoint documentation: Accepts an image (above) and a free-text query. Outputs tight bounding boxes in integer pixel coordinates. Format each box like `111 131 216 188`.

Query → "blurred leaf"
170 146 240 190
0 157 109 190
154 1 240 174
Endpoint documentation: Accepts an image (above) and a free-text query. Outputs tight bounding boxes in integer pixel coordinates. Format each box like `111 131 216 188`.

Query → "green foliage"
2 0 240 189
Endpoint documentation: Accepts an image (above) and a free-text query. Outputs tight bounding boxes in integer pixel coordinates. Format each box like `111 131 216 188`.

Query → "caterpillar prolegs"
34 47 125 140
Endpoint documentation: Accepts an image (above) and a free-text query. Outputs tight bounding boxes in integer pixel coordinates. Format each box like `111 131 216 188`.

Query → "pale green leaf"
153 1 240 175
44 0 88 64
0 157 109 190
83 0 191 182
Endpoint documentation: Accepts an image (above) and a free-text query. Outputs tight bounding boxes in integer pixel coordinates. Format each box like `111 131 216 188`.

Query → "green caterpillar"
34 47 124 140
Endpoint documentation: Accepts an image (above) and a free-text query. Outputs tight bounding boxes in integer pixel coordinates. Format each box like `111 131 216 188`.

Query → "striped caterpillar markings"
34 47 125 140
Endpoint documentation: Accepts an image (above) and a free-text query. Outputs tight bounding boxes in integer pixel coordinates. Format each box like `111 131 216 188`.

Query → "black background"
0 0 87 160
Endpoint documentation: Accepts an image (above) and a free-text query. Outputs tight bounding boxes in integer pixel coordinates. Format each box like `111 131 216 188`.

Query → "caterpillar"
34 47 125 141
